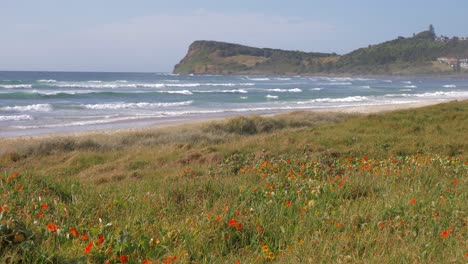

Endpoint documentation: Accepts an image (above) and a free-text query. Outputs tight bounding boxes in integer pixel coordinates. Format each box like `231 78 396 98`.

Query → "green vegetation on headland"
1 100 467 263
174 26 468 75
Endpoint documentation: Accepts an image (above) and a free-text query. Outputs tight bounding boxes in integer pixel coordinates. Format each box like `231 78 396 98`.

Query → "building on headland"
437 57 468 69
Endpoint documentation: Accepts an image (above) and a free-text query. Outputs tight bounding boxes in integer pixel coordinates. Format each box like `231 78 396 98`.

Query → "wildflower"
235 259 241 264
37 211 44 218
441 230 448 238
41 203 48 210
81 234 89 241
409 198 416 205
120 255 129 263
236 223 243 230
84 243 93 254
285 200 291 207
142 260 153 264
215 215 221 222
262 245 269 252
47 222 59 232
69 228 79 237
97 234 104 245
228 218 237 227
453 179 459 185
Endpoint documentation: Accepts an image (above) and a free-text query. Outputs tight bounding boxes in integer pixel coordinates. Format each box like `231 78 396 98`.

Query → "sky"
1 0 467 72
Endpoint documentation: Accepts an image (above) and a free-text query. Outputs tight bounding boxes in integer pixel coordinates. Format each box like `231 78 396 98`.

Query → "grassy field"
0 101 467 263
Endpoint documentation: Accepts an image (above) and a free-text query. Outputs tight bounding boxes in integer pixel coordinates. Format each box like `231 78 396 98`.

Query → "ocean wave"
37 79 57 83
310 88 323 91
297 96 368 104
240 96 248 100
404 85 417 88
247 77 270 81
275 78 292 81
80 101 193 110
1 104 53 112
385 91 468 98
358 86 371 89
399 89 413 92
266 88 302 93
193 89 248 94
318 82 352 86
0 115 33 121
50 82 255 89
158 90 193 95
443 84 456 88
266 94 279 99
402 81 412 84
0 84 32 89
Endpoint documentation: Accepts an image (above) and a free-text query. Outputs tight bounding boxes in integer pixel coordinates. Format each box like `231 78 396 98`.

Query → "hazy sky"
1 0 467 72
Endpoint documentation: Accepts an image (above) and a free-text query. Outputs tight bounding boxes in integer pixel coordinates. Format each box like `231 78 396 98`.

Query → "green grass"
0 101 467 263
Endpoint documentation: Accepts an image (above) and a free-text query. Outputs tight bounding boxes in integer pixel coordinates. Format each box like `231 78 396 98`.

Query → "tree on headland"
429 24 436 40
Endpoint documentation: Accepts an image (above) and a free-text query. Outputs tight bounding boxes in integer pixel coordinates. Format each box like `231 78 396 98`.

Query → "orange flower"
41 203 48 210
37 211 44 218
409 198 416 205
97 234 104 245
84 243 93 254
81 234 89 241
441 230 448 238
46 222 59 232
12 172 18 178
285 200 291 207
215 215 221 222
452 179 459 185
120 255 129 263
228 218 237 227
236 223 243 230
69 227 79 237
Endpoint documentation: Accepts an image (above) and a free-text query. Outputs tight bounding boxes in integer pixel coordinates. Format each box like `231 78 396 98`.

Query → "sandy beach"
0 99 450 141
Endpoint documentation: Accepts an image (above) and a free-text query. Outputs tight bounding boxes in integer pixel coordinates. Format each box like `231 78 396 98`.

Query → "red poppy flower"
84 243 93 254
12 172 18 178
120 255 129 263
215 216 221 222
409 198 416 205
38 211 44 218
81 234 89 241
69 227 79 237
228 218 237 226
441 231 448 238
236 223 243 230
41 203 48 210
453 179 459 185
46 222 58 232
285 200 291 207
97 234 104 245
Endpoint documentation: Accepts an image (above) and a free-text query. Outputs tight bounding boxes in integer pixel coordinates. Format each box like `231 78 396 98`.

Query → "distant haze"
1 0 467 72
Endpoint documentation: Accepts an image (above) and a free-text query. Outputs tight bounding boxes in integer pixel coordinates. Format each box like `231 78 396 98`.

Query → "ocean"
1 71 468 137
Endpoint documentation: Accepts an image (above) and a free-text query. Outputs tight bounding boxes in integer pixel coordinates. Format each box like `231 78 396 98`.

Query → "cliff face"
173 41 338 75
174 33 468 75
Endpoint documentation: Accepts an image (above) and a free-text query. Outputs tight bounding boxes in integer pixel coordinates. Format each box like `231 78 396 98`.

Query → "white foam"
310 88 323 91
399 89 413 92
385 91 468 98
443 84 456 88
297 96 368 104
1 104 53 112
80 101 193 110
193 89 248 94
266 94 279 99
240 96 248 100
248 77 270 81
37 79 57 83
266 88 302 93
404 85 417 88
275 78 291 81
319 82 352 86
0 115 33 121
383 80 393 83
402 81 412 84
359 86 371 89
158 90 193 95
0 84 32 89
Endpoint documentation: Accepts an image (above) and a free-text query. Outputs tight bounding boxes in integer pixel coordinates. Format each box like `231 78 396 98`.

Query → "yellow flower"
308 200 316 207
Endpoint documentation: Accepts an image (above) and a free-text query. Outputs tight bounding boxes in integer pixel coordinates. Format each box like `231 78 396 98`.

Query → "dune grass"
0 101 467 263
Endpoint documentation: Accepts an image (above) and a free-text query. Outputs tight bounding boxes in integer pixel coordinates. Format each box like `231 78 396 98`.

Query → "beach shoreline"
0 99 450 140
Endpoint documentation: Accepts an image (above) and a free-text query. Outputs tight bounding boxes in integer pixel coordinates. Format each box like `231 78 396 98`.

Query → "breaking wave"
0 115 33 121
80 101 193 110
297 96 368 104
1 104 53 112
